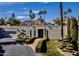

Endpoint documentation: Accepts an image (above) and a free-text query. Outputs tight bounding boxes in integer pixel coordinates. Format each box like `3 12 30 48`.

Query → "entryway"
38 29 43 38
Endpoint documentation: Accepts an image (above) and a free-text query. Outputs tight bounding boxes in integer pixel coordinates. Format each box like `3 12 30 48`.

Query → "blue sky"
0 2 79 23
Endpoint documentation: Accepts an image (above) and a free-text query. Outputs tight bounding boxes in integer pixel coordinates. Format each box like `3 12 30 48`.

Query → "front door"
38 29 43 38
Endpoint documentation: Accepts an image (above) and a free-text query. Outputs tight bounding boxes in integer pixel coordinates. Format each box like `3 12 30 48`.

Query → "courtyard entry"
38 29 43 38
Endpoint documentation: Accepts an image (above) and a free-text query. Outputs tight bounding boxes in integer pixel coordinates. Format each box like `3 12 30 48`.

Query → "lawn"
41 40 63 56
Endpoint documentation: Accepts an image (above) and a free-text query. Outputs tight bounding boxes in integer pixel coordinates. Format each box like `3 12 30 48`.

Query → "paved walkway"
26 38 42 52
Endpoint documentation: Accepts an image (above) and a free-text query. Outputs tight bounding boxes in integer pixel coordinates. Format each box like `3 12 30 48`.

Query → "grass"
41 40 63 56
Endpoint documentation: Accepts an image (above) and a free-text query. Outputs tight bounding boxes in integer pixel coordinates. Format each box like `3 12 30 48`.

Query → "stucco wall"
0 26 67 39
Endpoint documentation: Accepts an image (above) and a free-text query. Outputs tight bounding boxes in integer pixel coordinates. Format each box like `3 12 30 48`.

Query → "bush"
70 17 78 51
59 41 67 49
35 39 47 53
25 37 37 44
16 37 29 43
66 43 74 50
25 38 32 44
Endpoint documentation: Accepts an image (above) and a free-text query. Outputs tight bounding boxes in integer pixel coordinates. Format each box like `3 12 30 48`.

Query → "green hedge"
25 37 37 44
35 39 47 53
15 37 29 43
16 37 37 44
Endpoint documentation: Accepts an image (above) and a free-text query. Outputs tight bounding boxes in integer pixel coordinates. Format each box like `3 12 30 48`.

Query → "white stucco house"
0 25 67 39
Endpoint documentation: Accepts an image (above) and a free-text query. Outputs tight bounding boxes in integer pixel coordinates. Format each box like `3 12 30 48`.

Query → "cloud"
26 10 39 14
16 16 26 19
7 10 14 14
40 2 50 4
22 8 27 10
34 17 39 20
0 2 15 5
43 2 50 3
26 16 29 18
33 10 39 14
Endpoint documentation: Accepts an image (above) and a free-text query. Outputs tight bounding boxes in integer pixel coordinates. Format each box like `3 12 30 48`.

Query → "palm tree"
7 14 21 26
12 14 15 18
39 9 47 19
43 10 47 19
60 2 63 39
38 10 47 25
64 8 72 37
29 10 35 26
67 8 72 17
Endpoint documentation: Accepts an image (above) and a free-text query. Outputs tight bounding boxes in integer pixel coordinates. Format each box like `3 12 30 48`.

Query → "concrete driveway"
0 44 37 56
0 38 37 56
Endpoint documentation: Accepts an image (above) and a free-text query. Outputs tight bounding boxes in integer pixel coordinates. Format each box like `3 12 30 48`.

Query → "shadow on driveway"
0 45 5 56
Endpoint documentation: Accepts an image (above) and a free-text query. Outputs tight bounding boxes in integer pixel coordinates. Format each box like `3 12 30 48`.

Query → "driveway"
0 38 37 56
0 44 37 56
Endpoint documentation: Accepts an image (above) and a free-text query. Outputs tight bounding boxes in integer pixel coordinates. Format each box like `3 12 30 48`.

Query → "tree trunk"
60 2 63 39
67 17 70 36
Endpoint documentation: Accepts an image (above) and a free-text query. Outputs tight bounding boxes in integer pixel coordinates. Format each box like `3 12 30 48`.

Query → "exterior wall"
48 26 62 39
0 26 67 39
46 26 67 39
0 26 34 39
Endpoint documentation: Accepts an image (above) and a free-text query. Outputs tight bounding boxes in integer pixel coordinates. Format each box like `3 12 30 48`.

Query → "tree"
60 2 63 39
39 9 47 19
67 8 72 17
0 17 5 25
29 10 35 26
12 14 15 18
64 8 72 38
71 17 78 51
38 10 47 25
7 17 14 26
7 14 21 26
53 18 61 25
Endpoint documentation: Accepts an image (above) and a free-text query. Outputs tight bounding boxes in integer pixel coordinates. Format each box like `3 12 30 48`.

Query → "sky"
0 2 79 23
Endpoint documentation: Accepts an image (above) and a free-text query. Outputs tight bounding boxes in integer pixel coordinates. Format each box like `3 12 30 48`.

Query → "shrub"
59 41 66 49
15 37 28 43
35 39 47 53
25 37 37 44
66 43 74 50
25 38 32 44
70 17 78 51
35 40 43 53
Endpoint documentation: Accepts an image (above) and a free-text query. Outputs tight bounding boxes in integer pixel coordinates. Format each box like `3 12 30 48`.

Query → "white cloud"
22 8 27 10
33 10 39 14
26 16 30 18
26 10 39 14
16 16 26 19
43 2 50 3
7 10 14 14
40 2 50 4
34 17 39 20
0 2 15 5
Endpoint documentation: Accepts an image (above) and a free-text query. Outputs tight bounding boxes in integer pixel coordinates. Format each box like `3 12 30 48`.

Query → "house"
0 25 67 39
